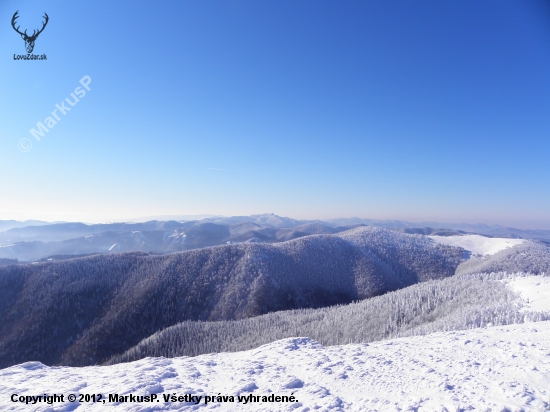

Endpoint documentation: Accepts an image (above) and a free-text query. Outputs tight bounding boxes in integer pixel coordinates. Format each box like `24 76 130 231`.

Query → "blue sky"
1 0 549 228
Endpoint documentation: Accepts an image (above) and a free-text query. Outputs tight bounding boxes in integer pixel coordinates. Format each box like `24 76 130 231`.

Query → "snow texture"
508 276 550 313
429 234 524 256
2 322 550 411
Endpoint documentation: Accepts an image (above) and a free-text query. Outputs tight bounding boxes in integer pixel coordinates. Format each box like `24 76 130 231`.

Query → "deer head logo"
11 11 49 54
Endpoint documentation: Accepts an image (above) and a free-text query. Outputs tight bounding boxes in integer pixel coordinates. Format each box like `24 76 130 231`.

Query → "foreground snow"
429 234 524 256
2 322 550 411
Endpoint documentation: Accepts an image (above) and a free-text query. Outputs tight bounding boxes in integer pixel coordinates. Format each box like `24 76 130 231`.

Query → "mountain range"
0 226 466 368
1 223 549 369
1 214 549 262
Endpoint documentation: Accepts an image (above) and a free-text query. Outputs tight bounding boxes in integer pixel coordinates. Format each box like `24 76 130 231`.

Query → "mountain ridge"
2 214 549 262
0 226 465 367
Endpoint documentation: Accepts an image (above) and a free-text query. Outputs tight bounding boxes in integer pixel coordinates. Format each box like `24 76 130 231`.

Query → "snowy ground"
429 234 524 256
3 321 550 411
508 276 550 313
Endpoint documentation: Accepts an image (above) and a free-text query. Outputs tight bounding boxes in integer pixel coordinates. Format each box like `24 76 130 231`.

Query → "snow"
429 234 524 256
507 276 550 313
3 322 550 411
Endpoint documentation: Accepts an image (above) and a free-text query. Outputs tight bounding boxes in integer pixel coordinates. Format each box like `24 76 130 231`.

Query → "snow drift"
2 322 550 411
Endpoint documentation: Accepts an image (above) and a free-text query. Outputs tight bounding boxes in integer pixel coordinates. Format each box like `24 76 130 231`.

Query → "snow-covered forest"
1 226 549 369
1 224 550 411
0 227 468 368
108 272 550 364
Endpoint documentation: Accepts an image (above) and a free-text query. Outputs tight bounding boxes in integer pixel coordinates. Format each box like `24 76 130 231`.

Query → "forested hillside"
109 272 550 365
456 241 550 275
0 227 463 368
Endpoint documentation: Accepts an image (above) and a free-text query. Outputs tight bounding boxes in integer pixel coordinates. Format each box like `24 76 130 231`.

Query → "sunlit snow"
2 322 550 411
508 276 550 313
429 234 524 256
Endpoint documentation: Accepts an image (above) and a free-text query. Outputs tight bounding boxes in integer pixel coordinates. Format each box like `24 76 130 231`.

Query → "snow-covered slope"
429 234 524 256
2 322 550 411
456 241 550 276
109 272 550 364
508 276 550 312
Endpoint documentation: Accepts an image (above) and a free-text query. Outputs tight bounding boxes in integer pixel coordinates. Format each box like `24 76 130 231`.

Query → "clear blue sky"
1 0 549 228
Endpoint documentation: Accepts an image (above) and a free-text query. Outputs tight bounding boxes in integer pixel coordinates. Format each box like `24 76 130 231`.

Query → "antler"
11 11 27 37
31 13 49 38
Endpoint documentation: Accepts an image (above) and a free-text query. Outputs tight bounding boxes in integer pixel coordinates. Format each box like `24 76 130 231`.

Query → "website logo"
11 11 48 60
